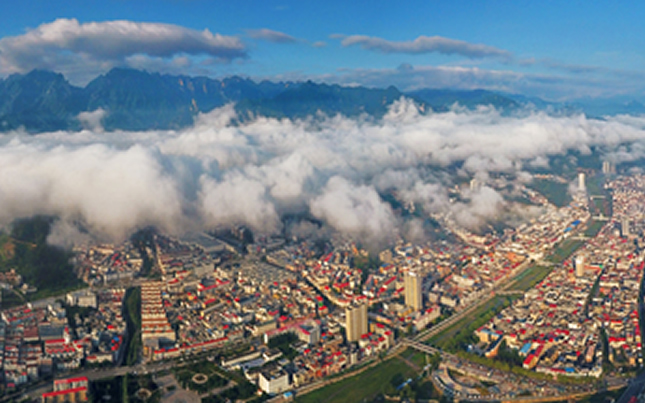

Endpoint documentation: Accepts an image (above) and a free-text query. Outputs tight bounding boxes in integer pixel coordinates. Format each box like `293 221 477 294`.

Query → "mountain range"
0 68 644 132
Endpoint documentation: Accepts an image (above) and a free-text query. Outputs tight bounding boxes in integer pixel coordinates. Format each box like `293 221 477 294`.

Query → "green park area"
267 331 299 360
90 376 124 402
124 287 142 366
585 174 606 198
173 360 229 395
531 179 571 207
546 238 585 263
584 220 606 237
201 368 259 403
297 348 439 402
90 374 161 403
427 294 520 351
506 265 551 292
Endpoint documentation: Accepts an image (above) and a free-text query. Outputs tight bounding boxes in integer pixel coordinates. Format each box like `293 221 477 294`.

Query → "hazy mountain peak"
1 67 639 133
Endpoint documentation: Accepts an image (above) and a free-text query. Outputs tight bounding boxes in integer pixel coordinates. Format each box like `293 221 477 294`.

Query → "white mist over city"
1 100 645 247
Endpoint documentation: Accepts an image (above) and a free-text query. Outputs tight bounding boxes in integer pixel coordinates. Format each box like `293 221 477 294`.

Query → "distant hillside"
0 68 297 132
2 68 642 132
83 68 295 130
0 68 542 132
0 216 83 299
0 70 85 132
236 82 412 119
405 88 519 111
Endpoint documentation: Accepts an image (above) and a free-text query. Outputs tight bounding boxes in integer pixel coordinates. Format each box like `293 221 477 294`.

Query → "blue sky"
1 0 645 100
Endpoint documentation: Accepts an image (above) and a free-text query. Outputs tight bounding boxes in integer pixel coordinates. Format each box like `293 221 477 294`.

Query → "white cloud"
0 142 183 241
337 34 511 59
0 19 246 84
309 176 398 246
77 108 107 132
199 172 280 233
246 28 298 43
451 186 505 230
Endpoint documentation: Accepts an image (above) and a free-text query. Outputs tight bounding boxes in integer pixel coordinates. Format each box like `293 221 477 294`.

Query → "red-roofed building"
42 386 88 403
523 354 538 370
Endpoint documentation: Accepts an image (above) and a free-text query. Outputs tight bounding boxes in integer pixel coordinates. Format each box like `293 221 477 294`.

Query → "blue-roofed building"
519 343 532 356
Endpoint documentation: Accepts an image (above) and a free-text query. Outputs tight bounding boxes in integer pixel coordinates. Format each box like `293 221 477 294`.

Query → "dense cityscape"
5 2 645 403
1 162 645 402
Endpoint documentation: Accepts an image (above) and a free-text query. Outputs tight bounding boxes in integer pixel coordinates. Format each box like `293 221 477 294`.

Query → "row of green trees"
124 287 142 366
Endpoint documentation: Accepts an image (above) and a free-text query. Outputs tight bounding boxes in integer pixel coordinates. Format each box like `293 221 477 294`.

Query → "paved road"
200 379 237 399
618 372 645 402
7 357 205 402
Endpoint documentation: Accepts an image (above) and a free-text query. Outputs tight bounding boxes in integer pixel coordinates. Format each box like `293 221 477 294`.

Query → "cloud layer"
0 19 246 84
308 64 632 100
3 99 645 247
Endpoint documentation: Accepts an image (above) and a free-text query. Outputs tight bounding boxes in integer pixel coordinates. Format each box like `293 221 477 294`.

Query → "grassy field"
28 283 87 302
531 179 572 207
427 294 520 350
546 239 585 263
584 220 606 237
585 174 605 196
296 356 419 403
507 265 552 292
591 198 604 214
404 348 429 369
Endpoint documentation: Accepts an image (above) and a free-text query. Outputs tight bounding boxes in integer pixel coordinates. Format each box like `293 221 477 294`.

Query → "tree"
390 373 405 389
428 353 441 371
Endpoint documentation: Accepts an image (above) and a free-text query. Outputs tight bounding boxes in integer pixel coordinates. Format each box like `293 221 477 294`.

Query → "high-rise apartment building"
575 255 585 278
404 271 423 311
345 302 368 342
622 217 631 237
